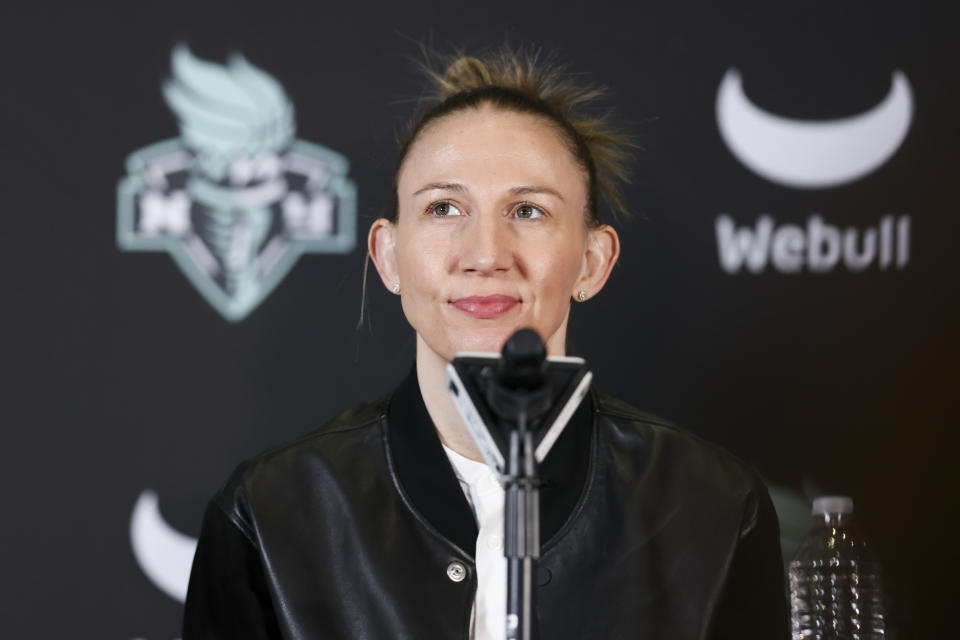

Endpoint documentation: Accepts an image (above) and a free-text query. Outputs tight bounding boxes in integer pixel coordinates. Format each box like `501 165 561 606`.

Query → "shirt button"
486 534 503 551
446 561 467 583
486 473 500 488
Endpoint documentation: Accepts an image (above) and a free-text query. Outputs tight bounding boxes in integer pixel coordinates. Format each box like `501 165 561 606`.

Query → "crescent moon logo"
129 490 199 603
716 69 913 189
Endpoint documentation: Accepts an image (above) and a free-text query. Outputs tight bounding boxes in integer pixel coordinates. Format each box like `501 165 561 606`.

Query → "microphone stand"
503 401 539 640
446 328 591 640
484 331 551 640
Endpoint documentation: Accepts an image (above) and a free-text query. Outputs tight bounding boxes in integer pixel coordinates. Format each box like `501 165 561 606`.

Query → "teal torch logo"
117 45 356 321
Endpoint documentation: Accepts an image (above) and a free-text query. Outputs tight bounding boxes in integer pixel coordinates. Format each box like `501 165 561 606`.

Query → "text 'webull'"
715 214 910 274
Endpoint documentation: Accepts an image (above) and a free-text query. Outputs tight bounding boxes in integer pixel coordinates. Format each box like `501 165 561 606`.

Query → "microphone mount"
445 328 593 640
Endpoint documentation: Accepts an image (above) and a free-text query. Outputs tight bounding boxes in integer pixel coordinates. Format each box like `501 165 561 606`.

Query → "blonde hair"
392 46 635 225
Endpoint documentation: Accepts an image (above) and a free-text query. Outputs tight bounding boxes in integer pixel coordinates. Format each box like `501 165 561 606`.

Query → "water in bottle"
788 496 885 639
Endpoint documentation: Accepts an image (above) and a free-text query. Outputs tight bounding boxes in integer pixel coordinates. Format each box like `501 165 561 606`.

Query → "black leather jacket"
183 371 788 639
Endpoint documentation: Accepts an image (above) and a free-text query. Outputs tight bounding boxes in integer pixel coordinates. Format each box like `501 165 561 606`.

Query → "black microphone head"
497 328 547 390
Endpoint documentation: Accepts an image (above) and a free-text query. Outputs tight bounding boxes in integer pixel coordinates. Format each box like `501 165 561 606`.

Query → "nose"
457 212 514 274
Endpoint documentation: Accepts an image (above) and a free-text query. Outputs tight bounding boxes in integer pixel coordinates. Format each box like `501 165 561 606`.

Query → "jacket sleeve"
182 500 284 640
708 474 791 640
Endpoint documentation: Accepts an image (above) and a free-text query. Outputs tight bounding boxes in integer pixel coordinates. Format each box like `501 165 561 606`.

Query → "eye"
513 203 546 220
429 201 464 217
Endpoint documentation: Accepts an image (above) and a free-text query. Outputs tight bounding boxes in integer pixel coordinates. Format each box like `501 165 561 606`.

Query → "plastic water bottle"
788 496 885 639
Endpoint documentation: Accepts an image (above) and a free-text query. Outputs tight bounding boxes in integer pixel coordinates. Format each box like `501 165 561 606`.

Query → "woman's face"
370 105 619 361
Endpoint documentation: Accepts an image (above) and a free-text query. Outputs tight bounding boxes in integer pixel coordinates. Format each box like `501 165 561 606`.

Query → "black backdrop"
1 2 956 638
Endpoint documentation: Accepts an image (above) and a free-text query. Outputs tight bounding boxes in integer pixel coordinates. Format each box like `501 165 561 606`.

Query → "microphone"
445 328 592 472
496 328 547 391
486 328 552 427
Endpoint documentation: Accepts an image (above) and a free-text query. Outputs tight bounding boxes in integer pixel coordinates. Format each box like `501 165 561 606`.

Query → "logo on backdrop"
714 69 914 274
130 490 196 603
117 45 357 320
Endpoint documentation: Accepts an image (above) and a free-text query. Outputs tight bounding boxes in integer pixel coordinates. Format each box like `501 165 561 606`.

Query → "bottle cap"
812 496 854 516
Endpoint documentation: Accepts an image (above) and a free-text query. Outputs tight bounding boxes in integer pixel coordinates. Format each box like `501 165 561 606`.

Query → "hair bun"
441 57 494 97
397 45 636 224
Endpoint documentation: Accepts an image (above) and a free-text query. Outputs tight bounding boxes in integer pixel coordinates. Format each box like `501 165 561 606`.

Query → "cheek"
394 230 451 329
528 245 583 322
397 238 449 286
537 236 584 290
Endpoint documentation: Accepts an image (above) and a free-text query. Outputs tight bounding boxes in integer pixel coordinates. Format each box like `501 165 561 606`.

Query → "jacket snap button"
537 566 552 586
446 561 467 583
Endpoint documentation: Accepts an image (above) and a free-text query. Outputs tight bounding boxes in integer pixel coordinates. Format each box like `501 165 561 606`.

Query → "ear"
368 218 400 292
574 224 620 301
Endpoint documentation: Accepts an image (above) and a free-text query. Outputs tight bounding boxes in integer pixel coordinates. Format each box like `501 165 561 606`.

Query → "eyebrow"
508 185 565 202
412 182 466 196
411 182 566 202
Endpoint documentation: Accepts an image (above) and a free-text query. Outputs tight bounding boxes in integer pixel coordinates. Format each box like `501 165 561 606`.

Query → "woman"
183 50 789 639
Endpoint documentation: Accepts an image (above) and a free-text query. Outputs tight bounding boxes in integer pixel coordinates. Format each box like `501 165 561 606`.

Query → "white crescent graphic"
716 69 913 189
130 490 199 603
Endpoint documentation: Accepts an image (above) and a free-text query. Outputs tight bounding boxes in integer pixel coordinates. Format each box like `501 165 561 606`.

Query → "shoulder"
592 391 677 429
591 390 765 504
210 394 391 535
249 393 388 467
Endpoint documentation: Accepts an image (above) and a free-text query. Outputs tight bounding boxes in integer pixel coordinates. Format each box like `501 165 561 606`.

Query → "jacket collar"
386 366 594 557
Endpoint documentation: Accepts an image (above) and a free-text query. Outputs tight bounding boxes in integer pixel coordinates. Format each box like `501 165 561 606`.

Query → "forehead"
397 106 588 196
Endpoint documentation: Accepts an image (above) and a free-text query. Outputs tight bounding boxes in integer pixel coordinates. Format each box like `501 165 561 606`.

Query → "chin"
446 325 535 356
419 317 564 361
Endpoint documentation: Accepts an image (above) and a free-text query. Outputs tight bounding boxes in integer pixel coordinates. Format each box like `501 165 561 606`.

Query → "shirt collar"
443 443 493 487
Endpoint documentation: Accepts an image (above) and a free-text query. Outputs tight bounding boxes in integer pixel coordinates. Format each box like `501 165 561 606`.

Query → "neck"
416 335 485 461
414 324 570 463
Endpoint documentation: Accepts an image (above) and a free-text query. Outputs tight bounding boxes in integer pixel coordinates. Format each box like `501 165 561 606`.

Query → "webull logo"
716 214 909 274
716 70 913 190
714 69 914 275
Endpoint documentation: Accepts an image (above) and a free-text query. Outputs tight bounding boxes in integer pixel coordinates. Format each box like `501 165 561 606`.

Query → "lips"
451 295 519 319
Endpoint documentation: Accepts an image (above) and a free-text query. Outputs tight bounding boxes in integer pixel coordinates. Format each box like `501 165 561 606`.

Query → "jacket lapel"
387 369 480 555
386 366 594 557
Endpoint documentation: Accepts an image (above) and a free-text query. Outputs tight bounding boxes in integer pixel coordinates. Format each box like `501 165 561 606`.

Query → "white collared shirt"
443 444 507 640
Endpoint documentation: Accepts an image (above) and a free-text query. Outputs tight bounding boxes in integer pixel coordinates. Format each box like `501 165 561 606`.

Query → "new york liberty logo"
117 46 356 321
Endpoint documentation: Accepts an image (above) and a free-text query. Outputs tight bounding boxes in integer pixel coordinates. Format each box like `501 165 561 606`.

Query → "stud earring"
577 290 587 302
392 283 401 294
